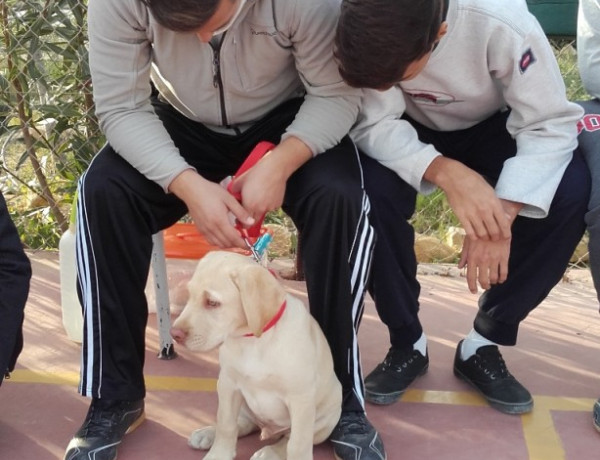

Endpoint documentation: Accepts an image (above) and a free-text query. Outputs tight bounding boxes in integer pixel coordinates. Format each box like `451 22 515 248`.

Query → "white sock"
413 332 427 356
460 329 497 360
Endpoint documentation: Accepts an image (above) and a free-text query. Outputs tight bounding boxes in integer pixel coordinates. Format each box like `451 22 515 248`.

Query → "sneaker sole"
453 367 533 415
333 454 387 460
365 365 429 406
593 401 600 432
334 452 387 460
365 390 405 406
113 412 146 460
126 411 146 435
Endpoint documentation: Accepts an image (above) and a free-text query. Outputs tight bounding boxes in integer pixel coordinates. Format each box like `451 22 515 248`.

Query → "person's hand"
425 157 511 241
458 235 511 294
229 151 288 224
168 169 253 249
457 197 522 293
229 136 313 224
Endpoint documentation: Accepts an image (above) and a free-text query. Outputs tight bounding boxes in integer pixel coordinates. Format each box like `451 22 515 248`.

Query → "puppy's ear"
231 264 286 337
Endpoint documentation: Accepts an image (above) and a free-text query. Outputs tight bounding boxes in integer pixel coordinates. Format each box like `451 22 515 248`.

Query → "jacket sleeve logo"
405 90 458 106
519 48 536 74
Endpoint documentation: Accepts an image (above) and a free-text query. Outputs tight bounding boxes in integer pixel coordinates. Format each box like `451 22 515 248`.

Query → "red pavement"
1 251 599 460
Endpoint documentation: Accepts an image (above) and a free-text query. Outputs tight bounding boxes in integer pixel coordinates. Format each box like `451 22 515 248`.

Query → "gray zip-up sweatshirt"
87 0 361 190
578 0 600 99
352 0 583 218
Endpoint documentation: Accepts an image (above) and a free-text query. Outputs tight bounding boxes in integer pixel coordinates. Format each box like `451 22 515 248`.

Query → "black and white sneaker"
453 340 533 414
364 346 429 405
330 411 386 460
593 398 600 432
63 398 145 460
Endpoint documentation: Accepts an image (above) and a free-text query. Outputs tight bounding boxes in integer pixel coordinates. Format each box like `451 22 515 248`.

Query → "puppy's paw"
204 453 234 460
188 426 216 450
250 445 286 460
204 446 236 460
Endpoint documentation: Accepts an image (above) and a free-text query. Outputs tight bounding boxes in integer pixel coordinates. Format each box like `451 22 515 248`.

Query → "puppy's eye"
205 298 221 309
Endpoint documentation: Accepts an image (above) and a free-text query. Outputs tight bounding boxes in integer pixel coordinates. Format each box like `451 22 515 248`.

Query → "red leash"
227 141 275 241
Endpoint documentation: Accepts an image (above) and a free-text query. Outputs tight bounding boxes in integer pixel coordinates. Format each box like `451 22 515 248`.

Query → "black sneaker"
593 398 600 432
453 340 533 414
63 398 145 460
329 411 386 460
364 346 429 405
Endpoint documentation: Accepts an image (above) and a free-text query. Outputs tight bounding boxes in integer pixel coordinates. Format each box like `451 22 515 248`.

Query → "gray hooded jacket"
87 0 361 190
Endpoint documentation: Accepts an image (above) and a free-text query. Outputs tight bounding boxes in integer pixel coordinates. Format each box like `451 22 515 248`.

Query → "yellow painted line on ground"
8 371 594 410
403 390 596 460
403 388 487 406
534 395 596 412
8 369 217 392
522 403 565 460
403 389 595 412
521 396 596 460
8 369 80 386
144 375 217 392
9 370 596 460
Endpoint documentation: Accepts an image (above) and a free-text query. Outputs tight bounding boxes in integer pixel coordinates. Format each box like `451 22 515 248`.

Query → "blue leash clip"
246 232 273 263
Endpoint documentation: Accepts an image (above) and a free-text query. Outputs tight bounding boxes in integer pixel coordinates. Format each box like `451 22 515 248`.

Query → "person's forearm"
268 136 313 181
423 156 467 191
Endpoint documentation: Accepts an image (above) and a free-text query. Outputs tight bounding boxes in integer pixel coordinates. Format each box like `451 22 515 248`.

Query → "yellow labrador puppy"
170 251 342 460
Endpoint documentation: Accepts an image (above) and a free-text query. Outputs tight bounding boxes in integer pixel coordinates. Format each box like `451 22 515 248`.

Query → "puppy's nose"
170 327 187 344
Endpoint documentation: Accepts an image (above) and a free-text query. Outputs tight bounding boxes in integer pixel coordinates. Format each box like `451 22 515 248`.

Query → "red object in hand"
227 141 275 239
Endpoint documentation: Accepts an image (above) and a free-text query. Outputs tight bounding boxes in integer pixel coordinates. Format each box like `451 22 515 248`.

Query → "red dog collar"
244 300 287 337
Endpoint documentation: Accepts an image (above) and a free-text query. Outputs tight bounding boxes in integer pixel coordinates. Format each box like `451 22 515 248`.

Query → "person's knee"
79 176 130 224
80 152 141 210
313 175 365 212
361 155 416 218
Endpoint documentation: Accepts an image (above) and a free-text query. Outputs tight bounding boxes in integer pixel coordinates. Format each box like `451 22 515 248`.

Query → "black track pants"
0 192 31 384
363 110 590 347
76 98 375 411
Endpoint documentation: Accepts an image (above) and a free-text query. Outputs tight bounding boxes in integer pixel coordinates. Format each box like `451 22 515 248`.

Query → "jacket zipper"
209 35 229 127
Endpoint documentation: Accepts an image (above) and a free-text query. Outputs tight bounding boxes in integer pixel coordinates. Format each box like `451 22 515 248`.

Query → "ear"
230 264 286 337
438 21 448 40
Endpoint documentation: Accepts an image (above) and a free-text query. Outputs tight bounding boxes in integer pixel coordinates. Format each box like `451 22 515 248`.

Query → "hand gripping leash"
224 141 275 262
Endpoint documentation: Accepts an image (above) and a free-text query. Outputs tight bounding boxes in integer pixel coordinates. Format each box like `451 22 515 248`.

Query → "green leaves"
0 0 103 248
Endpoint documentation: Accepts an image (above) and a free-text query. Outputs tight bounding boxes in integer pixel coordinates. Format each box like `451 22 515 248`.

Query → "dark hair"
334 0 444 88
140 0 230 32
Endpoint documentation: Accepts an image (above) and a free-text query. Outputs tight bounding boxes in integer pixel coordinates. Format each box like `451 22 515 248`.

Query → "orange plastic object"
162 222 258 260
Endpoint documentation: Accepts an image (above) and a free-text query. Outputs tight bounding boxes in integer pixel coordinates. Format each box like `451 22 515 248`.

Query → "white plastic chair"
151 232 177 359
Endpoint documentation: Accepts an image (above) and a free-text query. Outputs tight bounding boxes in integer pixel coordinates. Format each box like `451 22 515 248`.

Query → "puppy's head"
170 251 287 351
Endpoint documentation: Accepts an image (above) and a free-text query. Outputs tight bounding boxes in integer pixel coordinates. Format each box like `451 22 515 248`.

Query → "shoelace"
338 413 370 435
81 401 134 436
382 348 419 372
475 346 511 380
